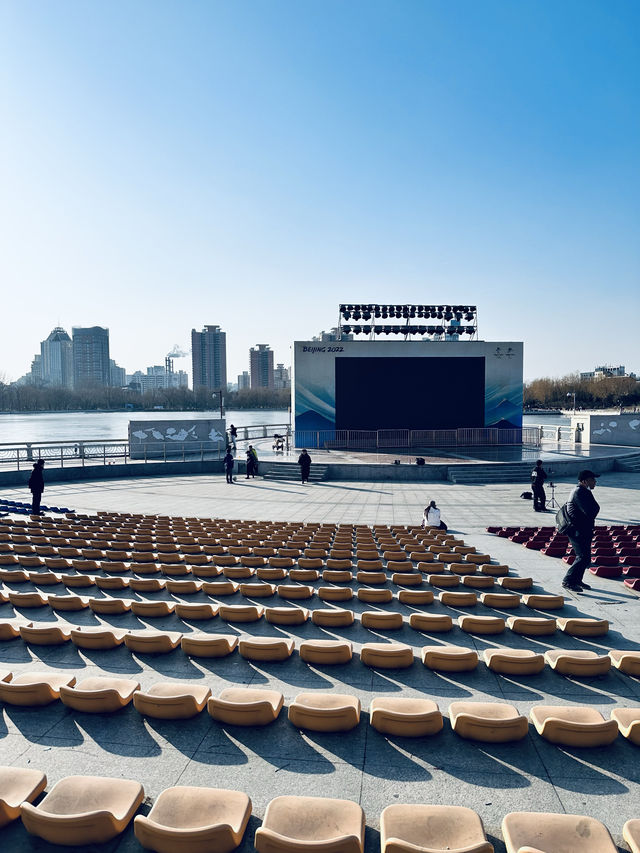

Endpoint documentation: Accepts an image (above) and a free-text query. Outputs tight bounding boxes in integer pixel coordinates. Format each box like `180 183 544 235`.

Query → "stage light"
352 326 362 334
362 325 371 334
353 311 361 321
362 309 371 320
444 310 453 321
435 326 444 335
465 326 475 335
436 311 443 319
342 325 351 334
418 325 426 334
455 311 463 321
342 310 351 320
465 312 474 321
374 307 381 318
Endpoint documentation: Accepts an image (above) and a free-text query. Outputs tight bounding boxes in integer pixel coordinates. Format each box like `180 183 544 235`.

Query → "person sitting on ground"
28 459 45 515
422 499 447 531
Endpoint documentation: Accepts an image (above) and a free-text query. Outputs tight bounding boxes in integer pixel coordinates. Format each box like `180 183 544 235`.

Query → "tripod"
546 482 560 510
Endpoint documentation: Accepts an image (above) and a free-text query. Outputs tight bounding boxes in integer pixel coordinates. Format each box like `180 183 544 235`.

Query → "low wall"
572 413 640 447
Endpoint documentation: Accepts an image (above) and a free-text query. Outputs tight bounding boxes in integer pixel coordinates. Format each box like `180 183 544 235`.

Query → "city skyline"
1 1 639 385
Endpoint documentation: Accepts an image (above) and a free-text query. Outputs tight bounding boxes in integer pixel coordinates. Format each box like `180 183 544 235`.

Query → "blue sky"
1 0 638 383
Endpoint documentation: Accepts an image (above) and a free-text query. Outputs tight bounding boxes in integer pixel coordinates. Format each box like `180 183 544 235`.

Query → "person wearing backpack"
561 469 600 592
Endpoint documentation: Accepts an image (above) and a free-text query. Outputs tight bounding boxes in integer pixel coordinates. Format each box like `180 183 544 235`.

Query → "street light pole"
212 390 223 419
566 391 576 414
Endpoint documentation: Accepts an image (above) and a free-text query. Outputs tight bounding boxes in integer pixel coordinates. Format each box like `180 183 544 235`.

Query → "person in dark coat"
223 447 235 484
562 469 600 592
28 459 45 515
246 446 256 478
530 459 547 512
298 449 312 483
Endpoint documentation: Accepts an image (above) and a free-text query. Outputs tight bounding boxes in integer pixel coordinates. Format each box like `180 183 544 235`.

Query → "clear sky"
1 0 638 384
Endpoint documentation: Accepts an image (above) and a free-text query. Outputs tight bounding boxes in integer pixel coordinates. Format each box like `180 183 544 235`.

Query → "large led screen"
335 356 485 430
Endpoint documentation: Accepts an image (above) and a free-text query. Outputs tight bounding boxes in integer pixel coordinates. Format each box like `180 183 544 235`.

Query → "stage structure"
294 304 523 448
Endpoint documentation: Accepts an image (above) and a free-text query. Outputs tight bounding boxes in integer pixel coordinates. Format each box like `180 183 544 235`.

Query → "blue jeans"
563 532 592 585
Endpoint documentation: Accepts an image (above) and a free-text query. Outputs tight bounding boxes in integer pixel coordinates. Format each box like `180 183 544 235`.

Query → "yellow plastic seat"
0 671 76 706
357 588 393 603
134 682 211 718
19 623 72 645
0 619 32 640
427 574 459 588
398 589 434 605
94 575 127 589
256 567 288 581
498 576 532 590
611 708 640 745
480 592 520 608
175 602 219 620
289 569 320 582
461 574 494 589
70 626 128 649
7 591 48 608
134 786 252 853
277 584 314 600
60 677 140 712
255 796 365 853
202 580 239 596
458 615 505 634
239 582 276 597
624 820 640 853
289 692 361 731
124 630 182 654
608 649 640 675
556 617 609 637
89 597 132 614
483 648 545 675
166 579 200 594
507 616 556 636
223 566 255 579
370 697 443 737
522 593 565 609
530 705 618 746
439 591 478 606
479 564 509 576
181 633 238 657
208 688 284 725
26 570 59 585
299 639 353 665
238 636 295 661
311 608 355 627
544 649 611 676
21 775 144 845
465 553 491 565
448 562 478 576
317 586 353 602
391 572 422 587
325 558 352 570
501 811 617 853
322 569 353 583
449 700 528 742
381 804 493 853
409 613 453 632
356 571 387 585
0 765 47 828
264 606 309 625
219 604 264 622
361 611 403 630
132 600 175 617
421 645 478 672
360 642 414 669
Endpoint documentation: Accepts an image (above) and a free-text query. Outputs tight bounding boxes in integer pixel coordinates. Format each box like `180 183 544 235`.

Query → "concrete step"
448 462 535 484
263 463 328 482
615 453 640 472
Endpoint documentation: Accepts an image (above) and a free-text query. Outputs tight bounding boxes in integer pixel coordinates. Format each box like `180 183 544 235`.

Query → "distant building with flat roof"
192 325 227 391
72 326 110 387
249 344 274 389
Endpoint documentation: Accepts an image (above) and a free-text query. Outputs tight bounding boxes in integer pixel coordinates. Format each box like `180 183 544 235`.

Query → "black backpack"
555 503 573 535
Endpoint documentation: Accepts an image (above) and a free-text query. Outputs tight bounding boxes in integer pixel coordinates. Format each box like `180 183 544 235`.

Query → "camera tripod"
546 482 560 510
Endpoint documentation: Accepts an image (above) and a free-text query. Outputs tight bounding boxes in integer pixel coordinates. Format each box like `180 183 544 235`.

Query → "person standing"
249 445 259 475
223 447 235 484
229 424 238 451
422 500 447 531
28 459 45 515
531 459 548 512
246 446 257 478
562 469 600 592
298 448 312 483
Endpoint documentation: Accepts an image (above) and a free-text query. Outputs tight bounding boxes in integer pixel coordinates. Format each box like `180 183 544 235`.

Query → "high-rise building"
274 363 290 390
40 327 73 388
237 371 250 390
72 326 110 387
191 325 227 391
249 344 274 389
109 359 127 388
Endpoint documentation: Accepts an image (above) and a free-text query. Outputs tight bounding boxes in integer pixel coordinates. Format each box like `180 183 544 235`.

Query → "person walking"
229 424 237 451
422 500 448 531
223 447 235 484
298 448 312 483
531 459 548 512
28 459 45 515
562 469 600 592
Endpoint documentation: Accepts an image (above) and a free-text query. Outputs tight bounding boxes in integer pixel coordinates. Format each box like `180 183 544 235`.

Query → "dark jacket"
223 452 234 469
566 484 600 536
531 466 547 487
28 466 44 494
298 453 311 470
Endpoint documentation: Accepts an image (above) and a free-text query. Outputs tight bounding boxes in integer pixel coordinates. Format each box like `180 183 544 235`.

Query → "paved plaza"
0 469 639 851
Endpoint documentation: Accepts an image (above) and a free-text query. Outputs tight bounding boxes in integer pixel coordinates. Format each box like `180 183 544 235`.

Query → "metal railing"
295 426 538 450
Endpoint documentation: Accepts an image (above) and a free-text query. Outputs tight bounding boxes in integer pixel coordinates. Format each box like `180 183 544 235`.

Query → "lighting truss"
337 304 478 340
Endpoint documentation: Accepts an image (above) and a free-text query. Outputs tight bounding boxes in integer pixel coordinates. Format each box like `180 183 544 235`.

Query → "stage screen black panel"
335 357 485 430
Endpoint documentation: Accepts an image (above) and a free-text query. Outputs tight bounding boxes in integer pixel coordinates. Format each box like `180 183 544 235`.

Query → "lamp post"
567 391 576 414
212 390 224 419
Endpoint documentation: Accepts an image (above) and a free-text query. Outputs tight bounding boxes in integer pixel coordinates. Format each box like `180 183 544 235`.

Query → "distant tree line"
525 373 640 410
0 383 290 413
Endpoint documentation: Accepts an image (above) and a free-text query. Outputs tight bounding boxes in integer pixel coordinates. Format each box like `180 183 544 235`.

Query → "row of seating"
3 628 639 671
1 672 639 745
3 768 638 852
